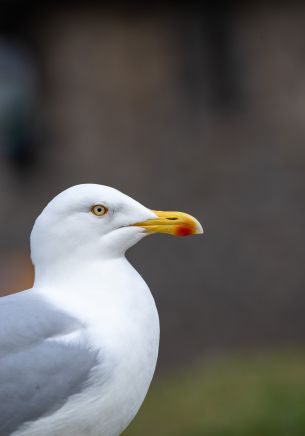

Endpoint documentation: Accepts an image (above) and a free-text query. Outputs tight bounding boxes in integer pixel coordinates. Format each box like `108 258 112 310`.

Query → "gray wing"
0 290 100 435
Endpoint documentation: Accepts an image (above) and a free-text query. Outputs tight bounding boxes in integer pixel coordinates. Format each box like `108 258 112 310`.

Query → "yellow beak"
133 210 203 236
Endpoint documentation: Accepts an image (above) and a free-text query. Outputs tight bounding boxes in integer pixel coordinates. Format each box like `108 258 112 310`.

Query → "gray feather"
0 291 100 435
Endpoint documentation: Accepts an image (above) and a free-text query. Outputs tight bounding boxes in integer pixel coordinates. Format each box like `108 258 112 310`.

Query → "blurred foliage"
125 351 305 436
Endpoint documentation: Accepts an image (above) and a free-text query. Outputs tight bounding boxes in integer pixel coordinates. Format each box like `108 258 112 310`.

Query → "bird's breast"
33 260 160 436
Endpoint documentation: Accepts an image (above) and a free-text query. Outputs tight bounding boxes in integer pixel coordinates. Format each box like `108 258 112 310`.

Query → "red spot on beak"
175 226 193 236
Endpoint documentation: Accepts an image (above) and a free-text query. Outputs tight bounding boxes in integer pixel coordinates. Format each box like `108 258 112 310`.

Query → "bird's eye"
91 205 108 217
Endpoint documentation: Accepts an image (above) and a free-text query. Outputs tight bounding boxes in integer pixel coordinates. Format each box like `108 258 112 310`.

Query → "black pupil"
97 208 102 212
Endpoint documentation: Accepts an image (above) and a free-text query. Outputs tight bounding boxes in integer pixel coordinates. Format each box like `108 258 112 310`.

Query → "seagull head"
31 184 203 268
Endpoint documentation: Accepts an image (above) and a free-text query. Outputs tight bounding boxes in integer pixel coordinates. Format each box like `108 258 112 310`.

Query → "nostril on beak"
166 217 178 221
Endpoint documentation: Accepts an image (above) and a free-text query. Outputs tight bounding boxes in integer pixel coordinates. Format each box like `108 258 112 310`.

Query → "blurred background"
0 1 305 435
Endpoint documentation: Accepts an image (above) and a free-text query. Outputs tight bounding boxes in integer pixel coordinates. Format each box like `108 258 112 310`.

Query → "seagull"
0 184 203 436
